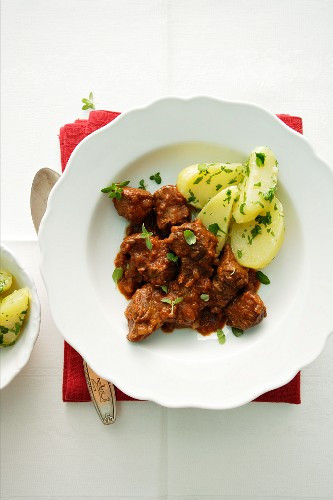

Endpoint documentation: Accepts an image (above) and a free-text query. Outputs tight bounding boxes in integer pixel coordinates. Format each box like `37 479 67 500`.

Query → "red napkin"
60 110 302 404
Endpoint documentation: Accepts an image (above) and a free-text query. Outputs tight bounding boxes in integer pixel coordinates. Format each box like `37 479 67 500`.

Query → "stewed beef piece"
113 187 154 224
210 244 249 311
224 290 267 330
154 185 191 233
165 219 218 285
116 233 178 297
125 284 172 342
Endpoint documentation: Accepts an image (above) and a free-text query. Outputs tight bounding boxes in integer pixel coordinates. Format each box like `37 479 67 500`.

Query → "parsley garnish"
187 189 197 204
167 253 178 263
160 285 168 293
200 294 210 302
240 203 246 215
184 230 196 245
224 189 232 203
237 250 243 259
254 182 261 187
256 271 270 285
138 179 146 190
149 172 162 184
82 92 95 110
161 296 183 315
263 186 276 203
216 184 222 191
193 176 203 184
217 329 226 344
112 267 123 284
255 211 272 226
255 152 266 167
232 327 244 337
140 223 153 250
197 164 208 172
208 223 222 236
101 181 130 200
250 224 262 240
228 177 237 184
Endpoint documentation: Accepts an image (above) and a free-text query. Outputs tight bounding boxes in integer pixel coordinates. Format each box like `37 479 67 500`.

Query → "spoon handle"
31 167 117 425
83 360 117 424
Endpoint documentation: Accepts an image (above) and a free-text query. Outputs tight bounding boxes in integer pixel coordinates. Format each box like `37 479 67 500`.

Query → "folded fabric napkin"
60 110 302 404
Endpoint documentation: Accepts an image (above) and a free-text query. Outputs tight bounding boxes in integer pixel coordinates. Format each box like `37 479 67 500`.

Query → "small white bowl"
0 244 41 389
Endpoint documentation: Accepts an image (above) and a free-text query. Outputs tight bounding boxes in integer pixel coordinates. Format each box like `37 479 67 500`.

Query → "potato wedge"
177 162 242 209
197 186 239 254
0 269 13 293
230 197 285 269
0 288 30 347
232 146 278 223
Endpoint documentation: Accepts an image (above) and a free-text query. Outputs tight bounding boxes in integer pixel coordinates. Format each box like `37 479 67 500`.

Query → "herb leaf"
255 212 272 226
208 223 221 236
200 294 210 302
232 327 244 337
167 253 178 263
184 230 196 245
237 250 243 259
82 92 95 110
256 270 270 285
160 285 168 293
101 181 130 200
112 267 123 284
161 296 183 315
187 189 197 204
217 329 226 344
255 152 266 167
140 223 153 250
149 172 162 184
138 179 146 190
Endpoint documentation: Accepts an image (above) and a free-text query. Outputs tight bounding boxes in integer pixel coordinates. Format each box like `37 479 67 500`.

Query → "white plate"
39 96 333 408
1 245 41 389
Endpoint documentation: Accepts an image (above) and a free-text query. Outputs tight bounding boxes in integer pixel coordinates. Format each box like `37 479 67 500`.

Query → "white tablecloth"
1 1 333 499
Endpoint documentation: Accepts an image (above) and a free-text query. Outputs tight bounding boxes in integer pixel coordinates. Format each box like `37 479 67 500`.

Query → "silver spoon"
30 168 116 424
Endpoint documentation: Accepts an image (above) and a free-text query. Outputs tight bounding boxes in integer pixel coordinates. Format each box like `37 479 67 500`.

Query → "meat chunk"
224 290 267 330
165 219 218 284
113 187 154 224
125 284 172 342
164 277 212 329
210 244 248 311
246 268 261 292
154 185 190 233
116 233 177 297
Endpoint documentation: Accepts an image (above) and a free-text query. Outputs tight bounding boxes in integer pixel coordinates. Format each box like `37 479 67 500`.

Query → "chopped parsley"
228 177 237 185
187 189 197 204
193 176 203 184
217 329 226 344
197 163 208 172
254 181 261 187
255 211 272 226
112 267 123 284
184 229 196 245
101 180 130 200
263 186 276 203
160 285 168 293
255 152 266 167
237 250 243 259
240 203 246 215
208 223 222 236
223 189 232 203
140 223 153 250
250 224 262 239
256 271 270 285
149 172 162 184
216 184 222 191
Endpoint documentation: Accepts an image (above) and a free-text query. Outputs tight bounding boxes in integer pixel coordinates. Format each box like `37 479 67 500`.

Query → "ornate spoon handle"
83 360 117 424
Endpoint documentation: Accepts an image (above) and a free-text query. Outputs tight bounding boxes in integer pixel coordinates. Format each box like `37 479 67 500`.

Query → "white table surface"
1 1 333 499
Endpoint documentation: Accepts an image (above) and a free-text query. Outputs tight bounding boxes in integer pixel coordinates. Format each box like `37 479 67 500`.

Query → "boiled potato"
232 146 278 223
0 269 13 293
177 162 242 209
230 197 285 269
197 186 239 254
0 288 30 348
